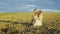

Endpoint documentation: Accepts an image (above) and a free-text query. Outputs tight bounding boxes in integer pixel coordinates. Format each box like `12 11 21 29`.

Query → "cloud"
25 5 36 7
37 9 60 12
24 0 37 2
38 0 54 5
0 2 4 5
19 4 43 11
44 0 54 4
43 9 60 12
17 4 36 11
20 4 43 9
19 4 37 9
24 8 60 12
18 4 60 12
0 0 60 12
30 0 37 1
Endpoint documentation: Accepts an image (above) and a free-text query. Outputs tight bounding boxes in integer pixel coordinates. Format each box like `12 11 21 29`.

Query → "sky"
0 0 60 12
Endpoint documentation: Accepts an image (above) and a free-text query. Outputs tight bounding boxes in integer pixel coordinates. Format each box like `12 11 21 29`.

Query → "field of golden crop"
0 12 60 34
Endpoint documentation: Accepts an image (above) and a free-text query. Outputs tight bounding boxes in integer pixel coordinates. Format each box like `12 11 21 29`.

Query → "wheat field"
0 12 60 34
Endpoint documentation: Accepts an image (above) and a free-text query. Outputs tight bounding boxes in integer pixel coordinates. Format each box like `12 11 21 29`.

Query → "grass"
0 12 60 34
